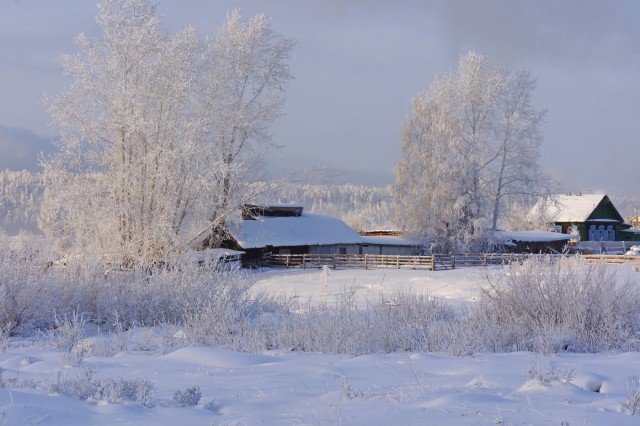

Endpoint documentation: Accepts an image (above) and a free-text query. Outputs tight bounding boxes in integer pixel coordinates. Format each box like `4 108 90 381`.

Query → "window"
339 247 347 255
589 225 596 241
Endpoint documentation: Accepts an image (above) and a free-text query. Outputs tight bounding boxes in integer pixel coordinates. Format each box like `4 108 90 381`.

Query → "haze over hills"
0 124 53 172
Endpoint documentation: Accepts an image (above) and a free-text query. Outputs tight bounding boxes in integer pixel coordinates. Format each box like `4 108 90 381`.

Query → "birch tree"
195 10 293 245
42 0 292 263
393 52 548 252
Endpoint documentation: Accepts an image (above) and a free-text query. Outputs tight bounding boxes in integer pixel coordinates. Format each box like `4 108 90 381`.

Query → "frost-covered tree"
42 0 292 263
194 10 293 245
393 52 548 252
0 170 44 235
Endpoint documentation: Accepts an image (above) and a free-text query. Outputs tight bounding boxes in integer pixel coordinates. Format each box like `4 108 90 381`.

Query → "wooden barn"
222 204 419 265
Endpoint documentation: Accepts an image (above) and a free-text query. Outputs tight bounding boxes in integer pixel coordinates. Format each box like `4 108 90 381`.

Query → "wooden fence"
581 254 640 265
265 252 640 271
266 253 444 270
267 253 532 271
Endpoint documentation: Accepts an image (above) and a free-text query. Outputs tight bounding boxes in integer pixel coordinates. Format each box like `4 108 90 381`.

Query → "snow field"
0 252 639 424
1 339 640 424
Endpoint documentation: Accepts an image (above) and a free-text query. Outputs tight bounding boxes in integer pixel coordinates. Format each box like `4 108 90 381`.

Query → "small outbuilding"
496 230 571 253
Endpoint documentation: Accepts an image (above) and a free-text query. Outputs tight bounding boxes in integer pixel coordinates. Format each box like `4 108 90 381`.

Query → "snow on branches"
394 51 549 253
42 0 293 264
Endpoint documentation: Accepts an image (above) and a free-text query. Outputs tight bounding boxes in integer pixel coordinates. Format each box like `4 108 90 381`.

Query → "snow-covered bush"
470 256 640 353
173 385 202 406
47 311 89 365
4 225 640 358
244 290 453 355
0 234 58 333
48 369 156 407
0 231 265 348
627 375 640 415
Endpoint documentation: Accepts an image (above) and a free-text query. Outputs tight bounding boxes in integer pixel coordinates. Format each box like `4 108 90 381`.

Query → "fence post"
451 255 455 269
397 255 400 269
303 254 306 269
333 255 336 270
364 254 368 269
431 255 436 271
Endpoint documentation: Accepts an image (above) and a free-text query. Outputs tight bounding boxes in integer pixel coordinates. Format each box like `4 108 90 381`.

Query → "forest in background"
3 169 640 239
0 169 394 236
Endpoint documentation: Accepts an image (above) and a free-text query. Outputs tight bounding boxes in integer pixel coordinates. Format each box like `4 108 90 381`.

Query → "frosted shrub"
527 359 575 384
0 232 265 349
48 311 86 352
247 290 453 355
369 293 453 353
90 260 261 336
172 265 265 348
627 375 640 415
173 385 202 406
49 369 156 407
245 288 374 354
474 256 640 353
49 369 96 401
48 311 89 365
0 237 113 335
0 234 60 333
0 322 13 352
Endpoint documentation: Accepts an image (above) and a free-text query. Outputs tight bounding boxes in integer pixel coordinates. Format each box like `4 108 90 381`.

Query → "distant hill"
0 124 54 172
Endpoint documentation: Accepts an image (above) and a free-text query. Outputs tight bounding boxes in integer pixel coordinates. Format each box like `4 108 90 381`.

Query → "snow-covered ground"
250 267 486 307
1 267 640 425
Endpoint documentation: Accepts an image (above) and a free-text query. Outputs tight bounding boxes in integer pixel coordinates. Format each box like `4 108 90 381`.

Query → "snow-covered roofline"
229 212 365 249
497 230 571 243
361 235 419 246
532 193 615 223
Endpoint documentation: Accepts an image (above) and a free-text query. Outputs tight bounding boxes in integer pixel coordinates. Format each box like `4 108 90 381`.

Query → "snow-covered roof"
361 235 418 246
621 228 640 235
497 230 571 243
228 213 365 249
538 193 608 223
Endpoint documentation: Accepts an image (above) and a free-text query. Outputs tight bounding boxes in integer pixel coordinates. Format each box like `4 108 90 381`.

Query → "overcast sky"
1 0 639 195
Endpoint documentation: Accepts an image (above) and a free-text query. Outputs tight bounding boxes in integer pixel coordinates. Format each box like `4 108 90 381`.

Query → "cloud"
0 124 54 171
437 0 640 70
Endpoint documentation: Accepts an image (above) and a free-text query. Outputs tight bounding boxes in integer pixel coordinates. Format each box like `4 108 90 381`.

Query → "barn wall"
309 244 359 255
379 245 418 255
